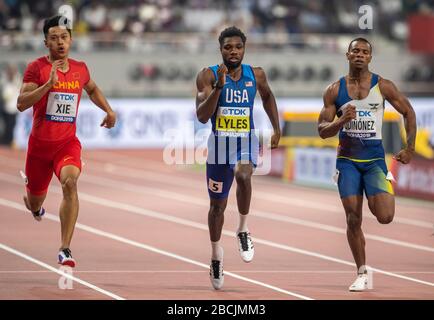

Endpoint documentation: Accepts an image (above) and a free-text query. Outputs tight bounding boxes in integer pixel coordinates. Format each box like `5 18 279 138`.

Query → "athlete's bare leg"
367 192 395 224
234 162 254 216
23 192 46 221
208 198 228 242
341 195 366 270
59 165 80 250
234 161 255 262
208 197 227 289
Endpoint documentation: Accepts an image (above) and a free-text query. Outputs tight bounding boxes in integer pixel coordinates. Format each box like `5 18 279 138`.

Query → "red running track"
0 147 433 300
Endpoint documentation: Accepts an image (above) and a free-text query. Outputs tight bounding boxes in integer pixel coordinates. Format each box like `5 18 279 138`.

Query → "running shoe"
58 248 76 268
209 259 224 290
349 273 369 292
236 231 254 263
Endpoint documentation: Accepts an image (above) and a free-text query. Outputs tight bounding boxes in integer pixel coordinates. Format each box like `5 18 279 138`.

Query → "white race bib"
46 92 78 123
342 107 377 138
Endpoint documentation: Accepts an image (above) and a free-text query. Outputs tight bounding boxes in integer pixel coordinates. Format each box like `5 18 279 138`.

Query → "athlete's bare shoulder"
377 76 404 102
323 79 340 100
251 66 265 80
377 76 396 89
197 67 215 78
196 67 215 87
197 67 214 80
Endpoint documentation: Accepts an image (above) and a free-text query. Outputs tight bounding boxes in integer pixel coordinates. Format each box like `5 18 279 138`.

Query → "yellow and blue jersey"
335 73 385 161
334 73 394 198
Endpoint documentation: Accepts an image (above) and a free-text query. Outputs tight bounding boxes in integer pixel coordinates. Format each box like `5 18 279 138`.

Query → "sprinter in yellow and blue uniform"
334 72 395 198
318 38 417 292
196 26 280 290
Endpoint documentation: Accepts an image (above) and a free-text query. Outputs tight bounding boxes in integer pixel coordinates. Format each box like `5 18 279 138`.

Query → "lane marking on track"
0 198 313 300
1 270 433 274
1 176 433 289
75 172 434 253
95 160 434 229
1 154 431 229
0 242 125 300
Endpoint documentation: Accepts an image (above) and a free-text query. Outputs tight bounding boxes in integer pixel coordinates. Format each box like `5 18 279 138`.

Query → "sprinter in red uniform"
17 15 116 267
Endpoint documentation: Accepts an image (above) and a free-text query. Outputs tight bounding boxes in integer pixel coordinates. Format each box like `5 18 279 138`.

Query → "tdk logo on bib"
221 108 247 116
357 110 372 117
46 92 78 123
54 93 75 101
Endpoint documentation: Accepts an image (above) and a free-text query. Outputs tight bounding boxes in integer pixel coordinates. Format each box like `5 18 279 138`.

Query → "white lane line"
89 160 434 229
1 154 431 229
2 174 433 289
1 270 433 274
78 172 434 253
0 198 313 300
0 242 125 300
3 151 433 213
86 152 434 212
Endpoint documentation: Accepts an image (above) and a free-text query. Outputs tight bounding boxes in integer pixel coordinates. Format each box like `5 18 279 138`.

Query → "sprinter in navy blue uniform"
196 27 280 290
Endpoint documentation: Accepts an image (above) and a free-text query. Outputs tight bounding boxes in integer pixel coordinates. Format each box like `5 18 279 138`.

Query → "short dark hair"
348 37 372 53
218 26 246 47
43 15 72 38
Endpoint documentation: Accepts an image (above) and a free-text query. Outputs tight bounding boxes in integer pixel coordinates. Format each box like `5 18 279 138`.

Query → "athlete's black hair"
348 37 372 53
218 26 246 47
43 15 72 38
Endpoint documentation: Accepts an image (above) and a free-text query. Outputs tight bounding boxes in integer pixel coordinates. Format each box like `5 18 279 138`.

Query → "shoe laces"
353 273 367 284
237 232 251 251
62 248 72 258
210 260 222 279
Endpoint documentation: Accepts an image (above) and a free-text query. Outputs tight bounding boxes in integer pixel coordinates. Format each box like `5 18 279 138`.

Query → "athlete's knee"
209 203 226 217
377 213 394 224
346 212 362 230
373 206 394 224
61 176 78 198
235 170 251 186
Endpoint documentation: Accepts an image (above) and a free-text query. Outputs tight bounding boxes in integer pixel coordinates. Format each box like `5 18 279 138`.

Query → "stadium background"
2 0 432 200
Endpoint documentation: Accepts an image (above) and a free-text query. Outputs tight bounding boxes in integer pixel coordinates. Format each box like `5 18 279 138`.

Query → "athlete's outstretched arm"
254 67 280 148
84 79 116 128
196 65 226 124
318 82 356 139
17 60 63 112
379 78 417 164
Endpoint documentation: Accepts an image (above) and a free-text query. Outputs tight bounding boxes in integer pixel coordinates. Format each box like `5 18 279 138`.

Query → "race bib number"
208 178 223 193
342 108 376 138
216 106 250 138
46 92 78 123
